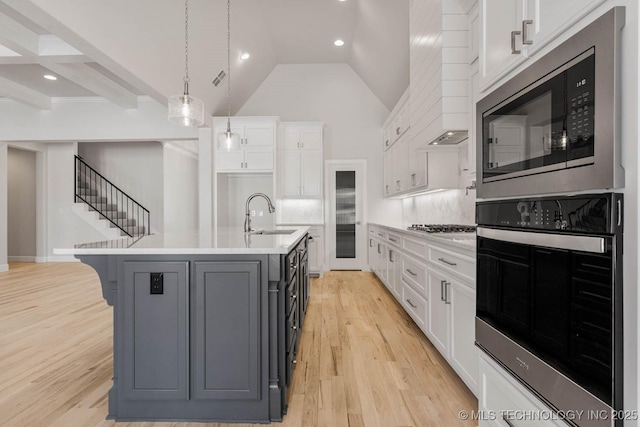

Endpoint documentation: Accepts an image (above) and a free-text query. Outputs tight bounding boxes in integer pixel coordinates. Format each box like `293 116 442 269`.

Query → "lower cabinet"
368 224 478 397
192 261 261 400
479 353 568 427
427 267 478 394
121 262 190 400
308 226 324 277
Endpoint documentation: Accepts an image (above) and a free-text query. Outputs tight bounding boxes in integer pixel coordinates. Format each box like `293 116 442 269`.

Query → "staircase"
75 156 150 237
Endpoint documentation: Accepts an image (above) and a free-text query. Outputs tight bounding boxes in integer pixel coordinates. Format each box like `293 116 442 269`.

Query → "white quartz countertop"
53 226 310 255
370 223 477 252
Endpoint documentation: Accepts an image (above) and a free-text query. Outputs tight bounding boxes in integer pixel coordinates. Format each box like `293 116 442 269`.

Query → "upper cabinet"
383 89 410 151
213 117 278 172
479 0 606 92
278 122 324 199
409 0 469 149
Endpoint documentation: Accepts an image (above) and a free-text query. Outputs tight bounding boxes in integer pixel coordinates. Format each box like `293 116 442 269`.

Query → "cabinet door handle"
445 282 451 305
440 279 446 301
293 359 297 365
396 127 401 135
406 299 417 308
396 180 400 191
389 237 397 243
438 257 457 266
385 140 389 147
511 30 522 54
369 238 373 248
522 19 533 45
385 184 389 194
388 250 394 262
502 414 516 427
411 173 416 186
377 244 381 254
405 269 417 277
293 325 297 330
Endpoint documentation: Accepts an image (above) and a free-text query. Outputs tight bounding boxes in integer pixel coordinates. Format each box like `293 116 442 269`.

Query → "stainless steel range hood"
429 130 469 146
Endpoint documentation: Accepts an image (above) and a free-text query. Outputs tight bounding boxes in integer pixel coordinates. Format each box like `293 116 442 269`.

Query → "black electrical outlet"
150 273 164 295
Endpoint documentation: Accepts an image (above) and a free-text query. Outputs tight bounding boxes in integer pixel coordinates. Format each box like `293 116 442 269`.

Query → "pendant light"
216 0 241 151
168 0 204 127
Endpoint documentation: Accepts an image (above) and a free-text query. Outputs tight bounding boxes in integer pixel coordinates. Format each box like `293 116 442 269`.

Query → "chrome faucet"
244 193 276 233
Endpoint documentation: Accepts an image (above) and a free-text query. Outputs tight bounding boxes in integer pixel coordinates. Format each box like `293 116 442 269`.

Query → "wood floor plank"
0 264 477 427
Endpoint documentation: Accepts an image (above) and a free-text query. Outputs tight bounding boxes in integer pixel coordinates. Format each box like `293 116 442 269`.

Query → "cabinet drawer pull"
522 19 533 45
405 299 417 308
440 279 446 301
388 250 394 262
444 282 451 305
377 233 383 237
293 325 297 330
377 244 381 254
438 257 457 266
396 127 401 135
511 30 522 54
389 237 398 243
405 269 417 276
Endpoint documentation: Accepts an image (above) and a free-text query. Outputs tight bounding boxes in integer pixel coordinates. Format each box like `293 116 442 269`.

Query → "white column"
198 127 213 231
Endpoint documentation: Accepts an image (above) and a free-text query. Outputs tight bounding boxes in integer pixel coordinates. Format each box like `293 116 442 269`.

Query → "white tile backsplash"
276 199 324 224
402 189 476 226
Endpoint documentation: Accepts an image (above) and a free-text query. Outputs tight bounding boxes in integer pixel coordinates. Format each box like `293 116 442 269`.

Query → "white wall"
0 143 7 271
163 141 198 233
238 63 402 225
7 148 37 261
78 141 164 233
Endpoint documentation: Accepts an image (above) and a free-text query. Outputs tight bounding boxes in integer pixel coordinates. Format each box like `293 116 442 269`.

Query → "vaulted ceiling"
0 0 409 122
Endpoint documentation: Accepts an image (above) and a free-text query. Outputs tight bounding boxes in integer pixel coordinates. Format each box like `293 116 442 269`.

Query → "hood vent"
429 130 469 146
212 70 226 87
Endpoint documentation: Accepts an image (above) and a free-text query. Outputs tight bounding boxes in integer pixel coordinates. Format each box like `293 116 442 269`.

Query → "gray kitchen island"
55 227 310 423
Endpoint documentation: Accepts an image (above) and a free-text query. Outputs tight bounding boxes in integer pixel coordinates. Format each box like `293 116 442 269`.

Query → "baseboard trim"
8 256 36 263
47 255 79 263
0 264 8 272
35 257 47 263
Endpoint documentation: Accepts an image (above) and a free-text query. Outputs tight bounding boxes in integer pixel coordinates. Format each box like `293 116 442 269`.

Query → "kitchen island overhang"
54 226 310 423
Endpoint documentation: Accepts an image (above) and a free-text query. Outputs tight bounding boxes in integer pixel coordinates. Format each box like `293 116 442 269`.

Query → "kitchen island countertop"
53 226 310 255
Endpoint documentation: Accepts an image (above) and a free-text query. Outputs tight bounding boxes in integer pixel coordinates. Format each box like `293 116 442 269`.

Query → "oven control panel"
477 193 621 234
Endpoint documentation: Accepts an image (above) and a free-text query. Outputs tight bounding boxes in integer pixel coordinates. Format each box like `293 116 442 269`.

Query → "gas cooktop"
407 224 477 233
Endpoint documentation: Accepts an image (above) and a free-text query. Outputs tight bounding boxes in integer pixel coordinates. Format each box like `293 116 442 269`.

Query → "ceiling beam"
0 54 90 65
0 11 39 56
44 62 138 109
0 75 50 109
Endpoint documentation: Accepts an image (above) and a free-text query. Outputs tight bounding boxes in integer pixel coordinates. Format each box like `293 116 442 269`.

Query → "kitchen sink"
249 229 297 235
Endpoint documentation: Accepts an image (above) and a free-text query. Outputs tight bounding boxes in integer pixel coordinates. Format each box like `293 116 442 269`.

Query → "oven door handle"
477 227 605 253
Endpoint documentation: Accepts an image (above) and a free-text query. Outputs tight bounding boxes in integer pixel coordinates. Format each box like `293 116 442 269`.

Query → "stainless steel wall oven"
475 193 623 427
476 8 625 199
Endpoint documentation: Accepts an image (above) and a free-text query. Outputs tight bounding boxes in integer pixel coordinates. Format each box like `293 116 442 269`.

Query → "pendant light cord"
226 0 232 131
183 0 190 93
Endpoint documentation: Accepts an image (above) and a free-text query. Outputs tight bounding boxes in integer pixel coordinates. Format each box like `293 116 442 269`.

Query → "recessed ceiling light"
43 74 57 81
334 39 345 47
240 52 250 61
338 0 347 2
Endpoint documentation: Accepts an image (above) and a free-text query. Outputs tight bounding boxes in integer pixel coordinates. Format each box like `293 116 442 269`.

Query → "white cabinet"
466 63 479 179
387 246 402 299
427 268 451 356
479 353 568 427
278 122 324 198
383 89 410 151
308 226 324 277
480 0 606 91
214 117 277 172
479 0 526 90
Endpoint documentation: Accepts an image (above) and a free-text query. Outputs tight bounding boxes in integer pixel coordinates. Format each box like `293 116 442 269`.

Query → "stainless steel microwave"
476 7 625 199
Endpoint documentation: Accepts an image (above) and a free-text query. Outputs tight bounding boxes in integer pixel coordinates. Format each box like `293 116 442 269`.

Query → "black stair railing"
74 155 150 237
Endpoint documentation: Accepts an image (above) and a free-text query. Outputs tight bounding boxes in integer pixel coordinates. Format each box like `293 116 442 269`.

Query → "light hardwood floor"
0 263 477 427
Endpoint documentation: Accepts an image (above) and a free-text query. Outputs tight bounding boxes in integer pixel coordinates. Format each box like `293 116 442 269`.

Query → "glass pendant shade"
217 128 241 151
168 93 204 127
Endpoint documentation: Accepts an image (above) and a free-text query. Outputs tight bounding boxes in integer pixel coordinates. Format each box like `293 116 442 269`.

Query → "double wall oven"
476 194 623 426
474 7 626 427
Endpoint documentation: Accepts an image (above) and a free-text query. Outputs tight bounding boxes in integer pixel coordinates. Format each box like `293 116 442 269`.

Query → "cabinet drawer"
480 355 567 427
428 244 475 285
403 236 427 259
401 278 427 330
286 279 297 317
402 254 427 294
386 231 402 247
